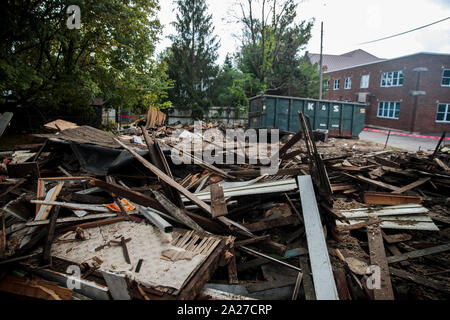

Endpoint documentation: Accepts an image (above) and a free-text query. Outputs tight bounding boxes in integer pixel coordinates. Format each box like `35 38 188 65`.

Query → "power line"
359 16 450 45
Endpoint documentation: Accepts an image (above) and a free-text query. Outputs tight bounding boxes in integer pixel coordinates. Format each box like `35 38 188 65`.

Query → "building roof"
308 49 385 72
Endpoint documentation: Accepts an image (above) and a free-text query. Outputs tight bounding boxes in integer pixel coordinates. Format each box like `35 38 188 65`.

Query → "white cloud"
155 0 450 63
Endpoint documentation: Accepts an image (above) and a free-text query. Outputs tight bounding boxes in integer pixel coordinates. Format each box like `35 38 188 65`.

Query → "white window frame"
442 69 450 87
333 79 340 90
344 77 351 89
377 101 400 120
380 70 404 87
360 74 370 88
436 103 450 123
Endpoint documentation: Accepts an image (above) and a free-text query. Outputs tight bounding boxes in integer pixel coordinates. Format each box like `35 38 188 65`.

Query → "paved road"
359 130 442 152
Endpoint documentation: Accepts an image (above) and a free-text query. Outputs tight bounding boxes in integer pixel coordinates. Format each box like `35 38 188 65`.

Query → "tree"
235 0 317 97
166 0 220 119
0 0 172 127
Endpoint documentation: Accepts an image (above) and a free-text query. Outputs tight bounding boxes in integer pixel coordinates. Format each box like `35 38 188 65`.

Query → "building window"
360 74 370 88
344 77 351 89
442 69 450 87
436 103 450 122
377 101 400 119
333 79 340 90
380 71 404 87
324 80 329 91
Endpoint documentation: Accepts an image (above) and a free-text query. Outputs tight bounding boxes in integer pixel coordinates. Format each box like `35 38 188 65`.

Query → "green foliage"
165 0 219 119
0 0 172 119
235 0 316 97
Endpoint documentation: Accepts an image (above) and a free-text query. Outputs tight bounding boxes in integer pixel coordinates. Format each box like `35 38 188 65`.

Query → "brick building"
316 51 450 133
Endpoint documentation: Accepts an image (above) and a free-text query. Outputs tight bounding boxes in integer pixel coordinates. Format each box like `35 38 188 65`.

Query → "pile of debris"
0 115 449 300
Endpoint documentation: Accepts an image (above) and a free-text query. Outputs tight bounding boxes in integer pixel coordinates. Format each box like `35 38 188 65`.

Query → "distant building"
314 51 450 133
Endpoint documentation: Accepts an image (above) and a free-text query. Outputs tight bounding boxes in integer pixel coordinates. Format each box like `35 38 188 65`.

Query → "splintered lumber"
141 126 184 208
25 213 118 227
235 235 271 247
298 256 316 300
367 220 394 300
390 268 450 294
0 275 72 300
42 206 60 265
343 173 399 191
243 215 299 232
364 192 422 205
381 231 412 244
297 175 338 300
210 184 228 218
114 138 213 216
56 216 129 234
386 243 450 264
21 183 64 249
291 272 303 300
89 179 166 212
0 213 5 259
227 248 239 285
246 278 297 293
151 190 204 232
0 178 26 199
31 200 112 213
391 177 431 194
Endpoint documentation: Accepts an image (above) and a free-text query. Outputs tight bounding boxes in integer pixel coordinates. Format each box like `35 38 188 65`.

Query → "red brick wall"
323 53 450 133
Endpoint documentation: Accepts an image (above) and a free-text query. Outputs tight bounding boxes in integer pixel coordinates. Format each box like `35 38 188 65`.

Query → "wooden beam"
344 173 399 191
390 267 450 294
0 213 5 259
364 192 422 205
387 243 450 264
391 177 431 194
114 138 213 216
89 178 166 212
0 275 72 300
210 184 228 218
243 215 299 232
42 206 60 265
299 256 316 300
367 219 394 300
56 216 129 234
227 248 239 285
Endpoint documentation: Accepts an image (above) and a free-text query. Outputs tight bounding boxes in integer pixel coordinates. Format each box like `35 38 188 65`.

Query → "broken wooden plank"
227 248 239 285
31 200 112 213
210 184 228 218
381 231 412 244
390 267 450 294
114 138 213 216
297 175 338 300
364 192 422 205
0 275 72 300
42 206 60 265
56 216 129 234
0 213 5 259
291 271 303 300
367 219 394 300
245 278 297 293
25 213 118 227
298 256 316 300
391 177 431 194
344 173 399 191
89 179 166 213
243 215 299 233
234 235 271 247
386 242 450 264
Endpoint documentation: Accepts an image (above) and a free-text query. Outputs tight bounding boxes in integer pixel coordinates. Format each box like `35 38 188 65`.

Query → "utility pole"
410 67 427 133
319 21 324 100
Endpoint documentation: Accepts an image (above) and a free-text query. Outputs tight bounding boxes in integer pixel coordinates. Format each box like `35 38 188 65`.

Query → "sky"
156 0 450 63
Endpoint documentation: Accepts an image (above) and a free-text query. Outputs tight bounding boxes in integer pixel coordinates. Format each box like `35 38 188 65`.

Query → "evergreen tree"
166 0 219 119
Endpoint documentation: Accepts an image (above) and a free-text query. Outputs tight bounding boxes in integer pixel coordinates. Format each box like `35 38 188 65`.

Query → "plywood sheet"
50 221 219 293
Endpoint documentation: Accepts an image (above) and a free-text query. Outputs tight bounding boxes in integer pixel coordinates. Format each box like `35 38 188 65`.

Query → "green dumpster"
248 94 366 138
